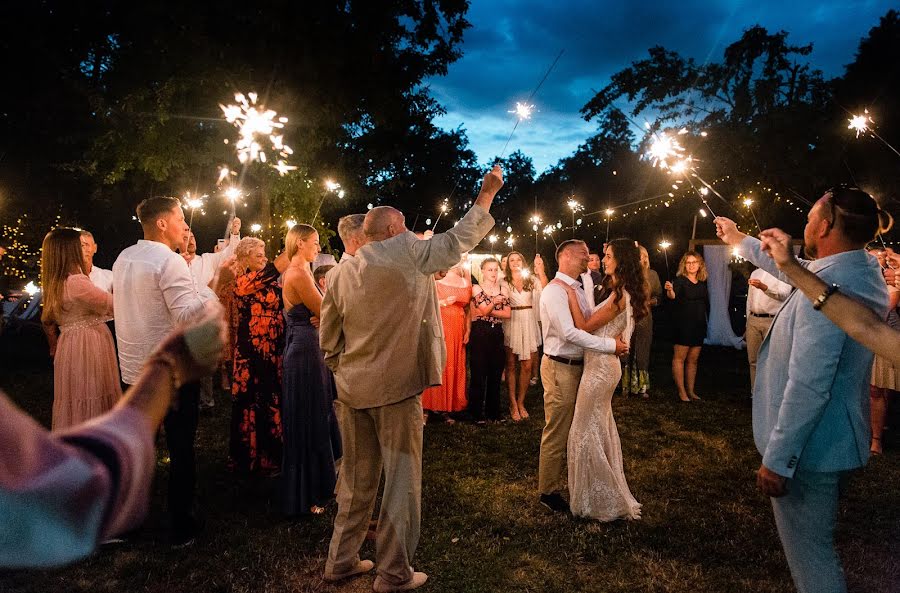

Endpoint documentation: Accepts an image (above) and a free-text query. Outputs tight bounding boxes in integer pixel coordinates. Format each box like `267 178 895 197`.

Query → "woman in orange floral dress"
229 238 284 475
422 263 472 422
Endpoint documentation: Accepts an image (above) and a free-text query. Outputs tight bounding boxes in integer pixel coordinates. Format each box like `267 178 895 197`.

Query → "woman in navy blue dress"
281 223 341 516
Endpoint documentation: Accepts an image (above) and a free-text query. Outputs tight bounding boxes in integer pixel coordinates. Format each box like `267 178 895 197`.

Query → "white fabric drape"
702 245 745 349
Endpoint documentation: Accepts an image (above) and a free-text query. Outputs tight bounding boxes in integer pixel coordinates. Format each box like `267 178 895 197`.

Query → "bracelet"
812 284 840 310
146 352 181 390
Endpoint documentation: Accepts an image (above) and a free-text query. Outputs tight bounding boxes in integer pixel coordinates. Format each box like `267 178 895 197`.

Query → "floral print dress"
229 262 285 475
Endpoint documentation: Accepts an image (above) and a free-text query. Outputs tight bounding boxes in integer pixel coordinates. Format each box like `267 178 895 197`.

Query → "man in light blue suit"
715 186 889 593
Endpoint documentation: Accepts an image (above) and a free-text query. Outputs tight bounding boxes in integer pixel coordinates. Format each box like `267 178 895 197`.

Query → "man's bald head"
364 206 407 242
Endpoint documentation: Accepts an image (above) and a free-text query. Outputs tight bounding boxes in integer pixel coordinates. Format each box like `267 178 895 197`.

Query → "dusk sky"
426 0 897 173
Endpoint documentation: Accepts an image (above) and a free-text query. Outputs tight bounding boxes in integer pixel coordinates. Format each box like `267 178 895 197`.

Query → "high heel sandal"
519 406 529 419
510 407 521 422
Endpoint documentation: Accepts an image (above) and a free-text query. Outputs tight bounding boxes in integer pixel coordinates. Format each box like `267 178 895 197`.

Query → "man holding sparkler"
320 166 503 592
714 185 890 593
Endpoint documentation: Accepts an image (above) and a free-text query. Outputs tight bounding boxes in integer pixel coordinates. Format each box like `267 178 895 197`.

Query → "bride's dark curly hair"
602 239 651 322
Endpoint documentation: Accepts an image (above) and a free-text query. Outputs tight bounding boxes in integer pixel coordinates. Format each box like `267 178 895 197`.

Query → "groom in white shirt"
538 239 628 512
113 196 232 547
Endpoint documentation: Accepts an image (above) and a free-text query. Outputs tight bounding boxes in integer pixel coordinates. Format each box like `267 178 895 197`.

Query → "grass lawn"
1 342 898 593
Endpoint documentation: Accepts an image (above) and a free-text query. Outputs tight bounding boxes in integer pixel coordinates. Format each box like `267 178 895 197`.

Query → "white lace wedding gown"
568 293 642 521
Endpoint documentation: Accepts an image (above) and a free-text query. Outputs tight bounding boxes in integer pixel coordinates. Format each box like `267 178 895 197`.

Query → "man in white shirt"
79 230 114 293
538 239 628 512
745 268 792 391
181 218 241 290
113 196 231 547
337 213 366 262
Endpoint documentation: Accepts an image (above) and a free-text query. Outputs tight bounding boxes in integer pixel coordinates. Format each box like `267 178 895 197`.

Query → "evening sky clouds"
426 0 897 172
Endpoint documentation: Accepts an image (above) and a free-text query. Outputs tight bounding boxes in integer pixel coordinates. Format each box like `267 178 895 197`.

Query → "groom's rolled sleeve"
543 285 616 354
762 300 846 477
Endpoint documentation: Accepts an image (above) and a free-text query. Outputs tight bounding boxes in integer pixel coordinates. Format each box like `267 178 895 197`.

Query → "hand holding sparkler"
230 217 242 235
475 165 504 209
714 216 747 246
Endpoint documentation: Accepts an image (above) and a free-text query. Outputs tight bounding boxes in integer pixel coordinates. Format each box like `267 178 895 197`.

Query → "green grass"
1 344 898 593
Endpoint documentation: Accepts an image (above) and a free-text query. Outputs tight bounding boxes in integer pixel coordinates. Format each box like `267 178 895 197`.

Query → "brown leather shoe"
373 571 428 592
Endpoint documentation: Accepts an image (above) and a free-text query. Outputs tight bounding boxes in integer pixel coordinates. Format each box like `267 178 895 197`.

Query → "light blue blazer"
741 237 888 477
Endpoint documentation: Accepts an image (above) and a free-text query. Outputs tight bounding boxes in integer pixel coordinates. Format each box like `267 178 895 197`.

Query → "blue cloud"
427 0 896 173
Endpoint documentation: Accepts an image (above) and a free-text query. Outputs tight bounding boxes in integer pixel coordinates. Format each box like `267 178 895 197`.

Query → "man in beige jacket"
321 166 503 592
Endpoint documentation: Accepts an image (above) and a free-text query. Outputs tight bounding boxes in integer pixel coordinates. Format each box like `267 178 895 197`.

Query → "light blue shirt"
739 237 888 477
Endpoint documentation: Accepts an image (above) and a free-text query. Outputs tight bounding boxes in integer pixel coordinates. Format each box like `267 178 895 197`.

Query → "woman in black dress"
664 251 709 402
281 224 341 516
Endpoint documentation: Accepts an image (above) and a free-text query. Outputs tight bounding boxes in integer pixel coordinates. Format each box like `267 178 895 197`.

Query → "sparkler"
220 92 295 172
567 198 583 238
847 109 900 159
250 223 262 233
312 180 345 224
24 281 40 296
542 224 558 248
285 219 297 230
496 49 565 162
659 240 671 278
530 213 543 252
604 208 614 242
183 192 206 229
743 197 762 232
431 203 449 231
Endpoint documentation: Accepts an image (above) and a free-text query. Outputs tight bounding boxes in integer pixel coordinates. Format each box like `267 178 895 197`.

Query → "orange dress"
52 274 121 430
422 280 471 413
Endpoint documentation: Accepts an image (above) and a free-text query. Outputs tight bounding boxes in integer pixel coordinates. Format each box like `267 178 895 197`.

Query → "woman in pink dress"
422 263 472 423
41 228 121 430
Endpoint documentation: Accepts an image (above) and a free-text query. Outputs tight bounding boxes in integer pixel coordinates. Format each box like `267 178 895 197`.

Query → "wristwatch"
812 284 840 310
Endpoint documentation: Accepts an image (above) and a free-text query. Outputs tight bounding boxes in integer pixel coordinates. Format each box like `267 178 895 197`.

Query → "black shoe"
539 493 570 513
171 516 204 548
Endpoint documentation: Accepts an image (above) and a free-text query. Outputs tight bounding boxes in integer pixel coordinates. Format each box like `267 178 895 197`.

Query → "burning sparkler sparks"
221 92 295 173
847 108 900 159
848 110 872 138
431 202 450 231
508 102 535 121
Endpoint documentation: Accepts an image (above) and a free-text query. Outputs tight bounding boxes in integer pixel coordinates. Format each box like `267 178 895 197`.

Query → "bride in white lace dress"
555 239 650 521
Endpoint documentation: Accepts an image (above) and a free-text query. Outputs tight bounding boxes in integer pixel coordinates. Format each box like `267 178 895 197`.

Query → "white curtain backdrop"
702 245 745 349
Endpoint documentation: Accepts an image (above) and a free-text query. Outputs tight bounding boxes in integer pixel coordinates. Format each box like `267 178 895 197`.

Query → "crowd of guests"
3 178 899 593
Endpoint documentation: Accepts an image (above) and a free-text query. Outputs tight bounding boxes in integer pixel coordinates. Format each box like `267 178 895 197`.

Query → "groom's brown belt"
510 305 532 310
546 354 584 366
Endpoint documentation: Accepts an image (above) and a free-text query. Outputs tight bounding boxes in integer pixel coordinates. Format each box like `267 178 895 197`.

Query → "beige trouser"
538 356 584 494
325 395 422 586
746 314 773 393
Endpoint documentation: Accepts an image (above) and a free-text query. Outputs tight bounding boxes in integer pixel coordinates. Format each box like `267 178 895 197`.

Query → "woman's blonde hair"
676 250 708 281
234 236 265 263
285 223 317 260
40 228 87 324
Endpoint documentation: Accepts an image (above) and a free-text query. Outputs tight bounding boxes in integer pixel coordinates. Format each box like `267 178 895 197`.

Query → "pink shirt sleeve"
67 273 114 317
0 394 154 567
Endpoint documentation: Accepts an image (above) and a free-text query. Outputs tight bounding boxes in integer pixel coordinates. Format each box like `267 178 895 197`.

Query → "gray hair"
337 213 366 243
234 236 265 261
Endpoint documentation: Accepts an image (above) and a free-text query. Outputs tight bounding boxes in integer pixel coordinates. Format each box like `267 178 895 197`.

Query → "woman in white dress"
554 239 650 521
502 251 548 421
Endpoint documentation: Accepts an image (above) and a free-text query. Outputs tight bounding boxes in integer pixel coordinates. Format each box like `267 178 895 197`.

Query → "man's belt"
546 354 584 366
510 305 532 310
749 312 775 318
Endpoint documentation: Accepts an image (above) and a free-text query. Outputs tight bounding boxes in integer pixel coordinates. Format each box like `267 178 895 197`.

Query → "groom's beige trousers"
538 356 584 494
325 394 422 586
